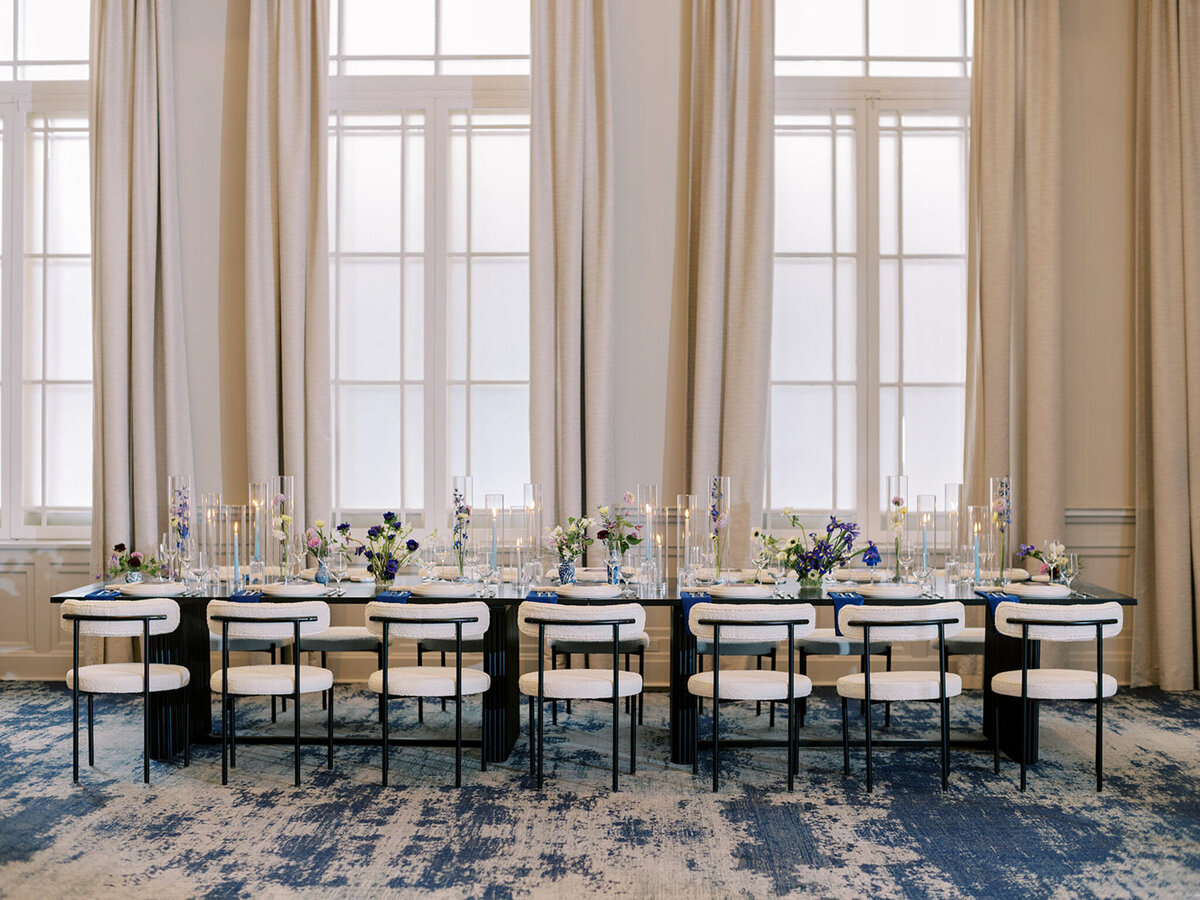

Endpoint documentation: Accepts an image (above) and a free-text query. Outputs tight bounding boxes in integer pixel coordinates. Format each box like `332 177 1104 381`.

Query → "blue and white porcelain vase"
606 548 622 586
315 557 330 586
558 559 577 585
125 570 143 584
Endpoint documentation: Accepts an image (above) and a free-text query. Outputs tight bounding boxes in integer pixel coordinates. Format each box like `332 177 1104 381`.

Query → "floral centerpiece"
545 516 594 585
759 513 870 587
992 477 1012 585
343 512 419 590
272 492 293 578
167 484 190 580
304 519 340 584
888 495 907 583
107 543 162 583
709 477 729 581
1017 540 1071 581
597 500 642 585
452 487 471 580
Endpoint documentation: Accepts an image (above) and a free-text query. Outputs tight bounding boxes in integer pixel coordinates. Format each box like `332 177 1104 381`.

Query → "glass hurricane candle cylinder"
915 495 937 573
636 484 659 572
267 476 294 584
707 476 731 583
220 504 248 589
199 491 221 591
451 476 473 580
484 493 504 575
523 482 542 567
990 475 1013 585
967 504 993 586
676 493 697 586
885 475 909 583
247 482 268 586
166 475 191 580
944 482 962 567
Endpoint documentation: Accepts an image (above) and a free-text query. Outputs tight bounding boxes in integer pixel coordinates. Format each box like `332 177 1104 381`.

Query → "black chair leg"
480 700 488 773
865 694 873 792
756 654 763 717
528 695 536 776
417 645 424 724
382 693 390 786
638 649 645 725
87 693 94 767
551 650 559 725
455 688 463 788
321 651 328 711
440 652 447 712
692 697 699 776
72 681 79 783
293 685 301 788
229 697 237 768
1097 697 1104 792
841 696 849 776
270 646 278 722
327 685 334 770
565 654 572 716
884 647 892 728
183 689 191 767
1020 693 1028 792
993 702 1000 775
940 697 949 792
630 692 637 774
624 653 632 716
712 686 720 793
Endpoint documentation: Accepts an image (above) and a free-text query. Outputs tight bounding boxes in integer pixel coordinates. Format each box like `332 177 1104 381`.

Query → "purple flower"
273 492 286 507
384 557 400 577
113 542 126 553
383 511 397 524
336 522 351 534
129 551 144 568
354 545 365 557
406 538 419 552
863 542 881 567
1017 543 1035 559
366 525 382 539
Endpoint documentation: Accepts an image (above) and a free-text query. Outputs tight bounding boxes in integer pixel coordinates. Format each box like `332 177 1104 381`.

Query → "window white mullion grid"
426 96 451 532
0 101 23 538
858 96 877 541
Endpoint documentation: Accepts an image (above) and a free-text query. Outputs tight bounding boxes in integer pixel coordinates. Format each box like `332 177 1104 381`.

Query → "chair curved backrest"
365 601 490 640
838 601 965 642
994 602 1123 642
61 598 180 637
517 601 645 642
689 603 816 642
206 600 330 641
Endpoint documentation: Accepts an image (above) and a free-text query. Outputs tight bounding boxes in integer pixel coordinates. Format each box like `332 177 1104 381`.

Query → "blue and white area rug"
1 680 1198 898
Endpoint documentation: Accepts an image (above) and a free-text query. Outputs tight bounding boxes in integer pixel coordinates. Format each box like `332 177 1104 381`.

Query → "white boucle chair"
207 600 334 787
991 601 1124 792
62 597 191 784
687 603 816 793
208 633 291 722
837 601 965 792
364 600 491 787
518 601 646 791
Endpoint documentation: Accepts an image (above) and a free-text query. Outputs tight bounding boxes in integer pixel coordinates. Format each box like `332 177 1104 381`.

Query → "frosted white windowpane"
439 58 530 75
775 60 865 76
448 385 467 476
868 60 965 78
342 0 434 56
22 260 41 379
404 259 424 381
343 59 435 75
901 386 965 495
337 259 401 381
18 63 88 80
405 130 425 252
470 385 529 502
902 259 966 383
44 259 90 380
901 113 967 128
879 259 899 383
836 385 856 510
337 385 402 509
44 384 92 507
327 130 337 243
878 386 899 513
340 131 402 252
769 385 833 511
470 258 529 381
776 0 864 57
449 131 468 252
901 131 966 254
20 0 88 62
772 259 832 381
45 130 89 254
836 259 856 381
878 130 898 255
471 131 529 252
447 259 468 380
869 0 962 57
21 387 39 506
836 129 856 252
440 0 530 56
0 1 12 62
404 386 424 509
775 131 832 253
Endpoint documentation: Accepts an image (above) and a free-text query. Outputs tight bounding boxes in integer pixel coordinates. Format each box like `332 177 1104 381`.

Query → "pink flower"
273 492 286 507
1039 562 1050 574
308 535 321 550
623 491 635 505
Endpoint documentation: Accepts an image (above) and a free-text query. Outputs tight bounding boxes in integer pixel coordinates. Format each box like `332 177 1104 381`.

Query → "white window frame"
0 80 90 541
769 76 969 541
327 75 530 531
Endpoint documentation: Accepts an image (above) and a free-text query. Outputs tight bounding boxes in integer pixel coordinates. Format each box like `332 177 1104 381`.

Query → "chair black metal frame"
65 611 190 785
211 614 334 787
993 615 1119 792
550 641 646 726
370 612 488 787
415 637 486 723
696 644 775 725
839 616 958 792
691 615 811 793
526 615 639 792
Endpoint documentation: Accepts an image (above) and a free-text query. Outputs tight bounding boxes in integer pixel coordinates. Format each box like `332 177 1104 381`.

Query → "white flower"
782 507 794 516
315 519 326 529
598 505 609 517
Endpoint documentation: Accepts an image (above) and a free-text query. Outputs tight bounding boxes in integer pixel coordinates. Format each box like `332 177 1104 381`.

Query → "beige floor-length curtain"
530 0 615 534
1132 0 1200 690
683 0 773 566
90 0 194 594
244 0 331 530
963 0 1064 553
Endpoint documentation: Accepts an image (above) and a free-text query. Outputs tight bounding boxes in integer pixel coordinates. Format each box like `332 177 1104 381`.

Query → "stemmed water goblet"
897 539 915 584
331 550 349 596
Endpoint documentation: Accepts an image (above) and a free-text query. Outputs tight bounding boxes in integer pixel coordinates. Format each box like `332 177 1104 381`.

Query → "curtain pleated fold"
90 0 194 602
530 0 615 531
683 0 774 566
963 0 1064 553
243 0 331 530
1132 0 1200 690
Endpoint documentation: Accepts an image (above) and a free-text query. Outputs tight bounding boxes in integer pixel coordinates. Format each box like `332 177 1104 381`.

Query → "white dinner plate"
118 581 187 597
556 583 623 599
408 582 479 598
574 567 610 583
708 584 775 600
842 568 894 583
856 583 923 599
1003 582 1073 599
261 582 329 597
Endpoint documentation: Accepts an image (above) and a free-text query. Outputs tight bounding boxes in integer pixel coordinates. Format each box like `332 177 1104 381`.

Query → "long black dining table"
51 577 1136 767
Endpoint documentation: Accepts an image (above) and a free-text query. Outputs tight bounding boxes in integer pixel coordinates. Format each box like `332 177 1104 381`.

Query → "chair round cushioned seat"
687 669 813 701
518 668 643 700
798 627 891 655
837 670 963 702
210 664 333 696
418 638 487 653
68 663 190 694
209 633 289 653
368 665 490 697
945 626 985 655
548 631 650 655
301 625 381 652
695 639 777 657
991 668 1118 701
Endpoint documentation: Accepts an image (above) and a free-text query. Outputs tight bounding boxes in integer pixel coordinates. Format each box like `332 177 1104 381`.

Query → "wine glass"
432 533 450 576
897 539 915 583
1062 552 1079 591
331 549 349 596
288 532 306 584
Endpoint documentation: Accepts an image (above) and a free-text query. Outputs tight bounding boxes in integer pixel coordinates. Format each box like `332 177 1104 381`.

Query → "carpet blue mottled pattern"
1 680 1198 898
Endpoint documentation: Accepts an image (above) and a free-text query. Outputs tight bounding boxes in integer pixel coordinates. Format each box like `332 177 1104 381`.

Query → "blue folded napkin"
680 591 711 636
83 588 122 601
230 590 262 603
525 590 558 604
375 591 411 603
828 592 865 637
977 590 1020 615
